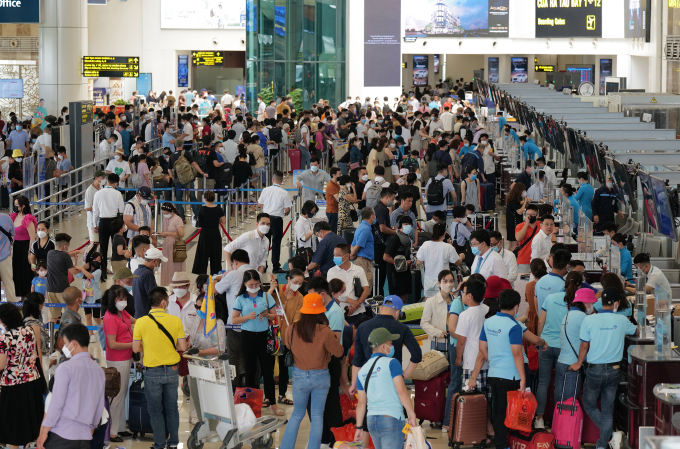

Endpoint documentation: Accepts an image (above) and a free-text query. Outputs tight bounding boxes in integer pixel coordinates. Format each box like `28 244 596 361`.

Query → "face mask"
464 144 469 148
606 182 613 189
197 309 206 319
311 165 319 173
116 300 128 311
258 225 270 234
492 246 501 253
57 154 64 160
289 282 301 292
387 200 394 207
471 246 481 256
416 173 421 180
440 282 453 294
585 305 595 315
246 287 260 294
140 199 149 206
390 143 396 148
481 140 487 145
163 213 172 219
38 270 47 277
386 345 395 358
37 230 47 239
62 342 75 359
15 157 22 163
470 175 477 181
361 119 366 123
522 191 527 198
333 256 345 266
371 124 376 128
173 287 188 298
528 216 537 224
124 285 133 293
361 175 369 181
402 225 413 234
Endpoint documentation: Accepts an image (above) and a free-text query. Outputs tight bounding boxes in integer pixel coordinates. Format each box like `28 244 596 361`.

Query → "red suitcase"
580 394 601 445
414 371 450 425
508 430 555 449
289 148 301 171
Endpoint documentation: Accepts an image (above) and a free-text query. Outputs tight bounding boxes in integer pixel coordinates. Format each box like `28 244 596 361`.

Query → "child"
76 247 103 340
110 219 131 274
31 261 47 295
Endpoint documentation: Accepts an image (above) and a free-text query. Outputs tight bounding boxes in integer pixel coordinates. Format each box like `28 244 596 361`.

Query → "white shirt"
471 248 508 279
222 140 238 164
263 126 279 150
300 124 309 147
456 303 490 370
106 159 132 188
113 130 123 150
647 266 672 297
364 177 390 193
98 140 112 160
429 120 444 137
211 123 223 143
327 263 369 316
356 123 367 139
92 186 125 224
232 123 246 142
33 133 52 153
295 216 313 248
530 229 552 262
224 229 269 269
543 165 557 188
527 183 545 202
416 241 460 281
257 102 267 121
482 146 495 175
258 184 292 217
84 184 100 229
182 122 194 142
167 293 198 338
440 112 455 132
421 293 451 339
400 127 412 144
499 249 519 285
221 93 234 106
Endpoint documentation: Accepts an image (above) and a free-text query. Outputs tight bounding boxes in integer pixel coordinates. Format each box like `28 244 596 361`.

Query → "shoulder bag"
362 355 383 393
147 312 176 350
512 223 538 258
564 311 587 371
172 230 187 262
265 293 283 356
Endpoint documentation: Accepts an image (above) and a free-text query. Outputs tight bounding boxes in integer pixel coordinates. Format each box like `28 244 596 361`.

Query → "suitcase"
400 303 425 323
341 228 355 246
289 148 301 171
414 371 450 426
407 269 423 304
478 184 485 213
128 375 153 437
508 430 555 449
552 373 584 449
448 390 488 447
480 182 495 211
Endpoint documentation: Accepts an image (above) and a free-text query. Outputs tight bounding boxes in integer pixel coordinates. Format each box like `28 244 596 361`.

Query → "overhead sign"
535 0 602 38
0 0 40 23
535 65 555 73
192 51 224 66
83 56 140 77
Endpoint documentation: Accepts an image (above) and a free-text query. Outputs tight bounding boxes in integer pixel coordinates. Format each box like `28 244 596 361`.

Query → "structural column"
39 0 88 116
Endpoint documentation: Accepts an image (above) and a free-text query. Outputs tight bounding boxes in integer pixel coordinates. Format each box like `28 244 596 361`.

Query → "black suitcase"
341 228 355 246
407 269 423 304
128 375 153 437
480 182 495 211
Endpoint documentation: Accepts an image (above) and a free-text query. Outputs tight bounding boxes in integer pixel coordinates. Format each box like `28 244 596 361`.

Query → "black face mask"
13 206 19 214
91 261 101 271
528 216 537 224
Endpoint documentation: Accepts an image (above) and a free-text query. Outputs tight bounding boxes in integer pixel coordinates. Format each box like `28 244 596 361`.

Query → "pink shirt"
10 213 36 241
103 310 133 361
137 162 150 188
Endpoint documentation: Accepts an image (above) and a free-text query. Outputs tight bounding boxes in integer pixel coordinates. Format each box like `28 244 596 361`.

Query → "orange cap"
300 293 326 314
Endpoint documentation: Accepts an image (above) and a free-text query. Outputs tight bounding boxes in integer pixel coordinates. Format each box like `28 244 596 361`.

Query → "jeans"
489 377 521 449
144 365 180 449
583 364 621 448
300 145 311 170
327 212 338 234
555 361 582 403
173 179 199 219
536 346 561 415
280 368 330 449
368 415 406 449
443 345 463 426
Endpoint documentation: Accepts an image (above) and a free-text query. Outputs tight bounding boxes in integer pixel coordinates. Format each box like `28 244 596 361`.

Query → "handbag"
172 230 187 263
350 161 361 170
410 350 449 381
284 323 295 368
349 205 358 223
265 293 283 356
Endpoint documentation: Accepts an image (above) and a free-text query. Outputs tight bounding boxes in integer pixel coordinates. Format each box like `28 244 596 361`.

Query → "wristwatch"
356 425 365 430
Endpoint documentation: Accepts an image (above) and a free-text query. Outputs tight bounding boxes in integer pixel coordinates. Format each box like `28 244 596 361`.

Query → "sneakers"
534 417 545 429
609 431 623 449
90 335 97 343
442 425 449 433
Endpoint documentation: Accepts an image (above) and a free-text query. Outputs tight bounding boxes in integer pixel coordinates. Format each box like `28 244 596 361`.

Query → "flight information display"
536 0 602 38
83 56 140 77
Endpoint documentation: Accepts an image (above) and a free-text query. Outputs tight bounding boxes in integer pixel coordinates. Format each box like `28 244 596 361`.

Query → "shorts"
253 167 265 175
463 368 491 401
83 299 102 319
423 278 439 298
46 291 64 319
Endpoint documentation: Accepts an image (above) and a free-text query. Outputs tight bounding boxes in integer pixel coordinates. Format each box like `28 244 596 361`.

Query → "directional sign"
192 51 224 66
83 56 140 78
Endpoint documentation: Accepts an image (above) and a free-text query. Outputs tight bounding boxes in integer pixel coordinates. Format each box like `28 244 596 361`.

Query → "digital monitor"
0 79 23 99
566 64 595 84
413 55 428 87
639 171 658 230
650 175 677 241
404 0 509 38
510 57 528 83
612 159 638 212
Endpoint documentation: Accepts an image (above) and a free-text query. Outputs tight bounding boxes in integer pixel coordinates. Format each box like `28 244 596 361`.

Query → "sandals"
272 407 285 416
262 399 271 408
278 396 294 405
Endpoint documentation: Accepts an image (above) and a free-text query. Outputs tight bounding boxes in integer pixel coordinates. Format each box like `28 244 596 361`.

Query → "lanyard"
474 249 493 274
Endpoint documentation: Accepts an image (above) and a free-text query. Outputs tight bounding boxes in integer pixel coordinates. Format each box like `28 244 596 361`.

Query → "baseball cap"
138 186 153 199
94 169 106 178
484 276 513 300
368 327 400 348
145 247 168 262
399 168 409 176
299 293 326 314
573 288 597 304
113 267 139 280
383 295 403 311
601 287 621 306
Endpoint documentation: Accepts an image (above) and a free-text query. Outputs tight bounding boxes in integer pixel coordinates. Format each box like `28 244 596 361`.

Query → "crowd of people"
0 79 665 449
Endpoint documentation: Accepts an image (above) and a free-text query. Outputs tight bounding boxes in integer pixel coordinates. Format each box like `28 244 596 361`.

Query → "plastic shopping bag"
234 387 263 418
330 424 375 449
404 426 431 449
339 394 358 421
505 390 538 432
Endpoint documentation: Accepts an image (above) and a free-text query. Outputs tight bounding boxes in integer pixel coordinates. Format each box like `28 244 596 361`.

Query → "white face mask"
116 300 128 311
140 199 149 206
361 175 369 182
57 154 64 160
62 342 75 359
37 230 47 239
38 270 47 277
258 225 270 234
163 213 172 219
390 143 396 148
289 282 301 292
585 305 595 315
440 282 454 294
246 287 260 294
173 288 188 298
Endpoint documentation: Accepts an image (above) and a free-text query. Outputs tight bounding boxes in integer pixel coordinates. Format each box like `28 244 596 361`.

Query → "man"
328 243 370 322
610 233 634 283
161 124 177 154
569 287 638 449
265 100 277 120
351 208 375 291
124 186 154 240
170 139 205 220
362 166 390 208
535 248 571 318
469 290 526 449
46 234 83 323
167 272 198 339
133 287 188 449
222 130 239 164
7 120 30 154
390 191 417 245
325 167 342 234
530 214 555 265
514 204 540 272
592 176 625 232
258 171 291 273
489 231 518 286
424 163 456 220
306 221 346 276
633 253 672 296
527 171 546 202
371 188 396 296
92 173 125 282
37 324 105 449
221 89 234 109
536 157 556 188
132 247 167 318
355 167 368 209
455 279 490 400
0 212 15 303
511 163 535 190
224 213 270 274
469 230 508 279
231 116 246 143
99 133 118 159
58 286 83 337
440 106 454 132
33 123 53 156
296 157 331 204
178 114 194 145
337 109 350 140
519 135 541 162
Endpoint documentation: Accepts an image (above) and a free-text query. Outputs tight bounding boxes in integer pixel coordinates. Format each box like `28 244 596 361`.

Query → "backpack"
460 150 480 175
174 150 196 185
214 163 233 190
103 367 121 398
427 178 445 206
293 126 302 145
269 126 283 144
393 232 411 273
247 151 257 166
365 182 382 208
403 157 419 174
195 149 209 174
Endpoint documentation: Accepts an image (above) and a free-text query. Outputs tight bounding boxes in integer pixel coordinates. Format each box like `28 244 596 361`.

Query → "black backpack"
195 149 209 174
214 163 233 190
427 178 445 206
247 151 257 166
269 127 283 144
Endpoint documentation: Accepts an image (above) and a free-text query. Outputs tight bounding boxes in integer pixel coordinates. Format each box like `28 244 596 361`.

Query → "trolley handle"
182 353 230 362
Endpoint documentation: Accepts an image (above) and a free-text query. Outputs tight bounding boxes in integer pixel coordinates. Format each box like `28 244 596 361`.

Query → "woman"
201 117 211 138
416 223 462 299
28 220 55 274
555 287 596 405
337 175 358 230
137 154 150 188
231 270 284 416
594 273 632 316
102 285 136 443
504 182 529 251
349 137 363 184
574 172 594 221
369 138 393 183
11 195 36 298
0 303 45 449
159 203 186 286
561 183 581 233
295 200 317 260
22 293 48 378
534 271 583 428
460 165 480 212
410 120 422 156
388 138 401 178
211 116 223 144
75 248 103 339
525 258 548 335
192 190 226 276
271 269 306 406
280 293 344 449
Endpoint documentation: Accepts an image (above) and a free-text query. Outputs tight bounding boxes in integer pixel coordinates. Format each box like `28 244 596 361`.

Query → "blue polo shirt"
480 312 523 380
567 195 581 227
311 232 346 274
233 291 275 332
558 307 587 366
356 354 404 420
535 272 565 318
498 116 507 131
448 296 468 346
579 310 636 364
620 247 633 282
352 220 374 260
162 131 176 153
593 298 633 317
458 145 472 158
540 292 570 348
325 300 345 341
575 183 594 221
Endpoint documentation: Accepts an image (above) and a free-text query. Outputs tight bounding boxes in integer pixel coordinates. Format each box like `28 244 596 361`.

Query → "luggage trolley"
184 353 287 449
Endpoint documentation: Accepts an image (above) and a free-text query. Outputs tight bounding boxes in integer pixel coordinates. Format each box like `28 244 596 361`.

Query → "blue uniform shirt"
521 141 541 161
352 220 375 260
520 322 529 364
448 296 468 347
574 182 594 221
567 195 581 228
535 272 565 318
506 129 519 145
325 300 345 341
541 292 570 348
558 307 587 366
620 247 633 282
356 354 405 420
480 312 524 380
233 291 276 332
579 310 637 364
593 298 632 317
498 117 507 131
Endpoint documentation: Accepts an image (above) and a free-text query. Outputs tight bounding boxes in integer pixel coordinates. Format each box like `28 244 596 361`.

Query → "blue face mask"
386 345 395 357
124 285 133 293
333 256 344 266
492 246 500 253
464 143 469 147
470 174 477 181
402 225 412 235
471 246 481 256
361 119 366 123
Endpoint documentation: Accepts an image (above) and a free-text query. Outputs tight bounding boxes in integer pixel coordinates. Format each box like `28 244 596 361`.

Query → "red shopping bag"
331 423 375 449
234 387 263 418
339 394 358 421
505 390 538 432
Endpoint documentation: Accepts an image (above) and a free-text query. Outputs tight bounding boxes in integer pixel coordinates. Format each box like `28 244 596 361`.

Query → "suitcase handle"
558 370 580 416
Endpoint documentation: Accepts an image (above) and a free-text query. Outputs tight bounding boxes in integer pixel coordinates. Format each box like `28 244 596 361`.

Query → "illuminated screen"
650 175 677 241
639 172 658 230
404 0 509 38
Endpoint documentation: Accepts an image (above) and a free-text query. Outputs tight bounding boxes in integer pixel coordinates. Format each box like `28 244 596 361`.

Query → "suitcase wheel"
418 419 424 426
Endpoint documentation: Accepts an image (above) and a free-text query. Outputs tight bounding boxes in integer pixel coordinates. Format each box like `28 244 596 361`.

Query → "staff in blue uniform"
569 287 638 449
561 184 581 232
497 111 507 132
574 172 594 221
591 176 625 232
611 233 633 282
504 125 519 146
519 135 541 162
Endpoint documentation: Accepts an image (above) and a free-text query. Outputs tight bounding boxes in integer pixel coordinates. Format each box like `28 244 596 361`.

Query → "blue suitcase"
480 182 495 211
128 375 153 437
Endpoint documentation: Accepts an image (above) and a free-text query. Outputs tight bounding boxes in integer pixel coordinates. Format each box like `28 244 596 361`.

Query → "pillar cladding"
39 0 88 117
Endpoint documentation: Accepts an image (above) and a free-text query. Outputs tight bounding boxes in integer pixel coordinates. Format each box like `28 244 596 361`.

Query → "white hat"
145 247 168 262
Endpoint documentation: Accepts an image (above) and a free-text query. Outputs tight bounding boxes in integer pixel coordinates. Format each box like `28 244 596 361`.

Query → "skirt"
0 378 45 445
13 239 32 297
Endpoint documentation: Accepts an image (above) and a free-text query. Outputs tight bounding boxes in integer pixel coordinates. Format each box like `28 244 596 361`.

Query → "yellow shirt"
133 308 185 367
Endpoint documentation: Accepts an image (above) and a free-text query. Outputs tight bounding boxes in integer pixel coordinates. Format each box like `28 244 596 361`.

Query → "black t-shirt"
197 148 219 179
8 161 22 187
30 238 56 264
515 171 533 189
507 200 523 229
374 202 391 243
198 205 225 229
159 156 172 174
232 160 253 188
105 112 116 122
46 250 73 293
111 234 127 261
385 232 411 259
356 181 367 209
171 149 194 166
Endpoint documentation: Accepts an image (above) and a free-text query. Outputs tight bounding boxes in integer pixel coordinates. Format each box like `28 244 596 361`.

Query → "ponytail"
563 271 583 307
